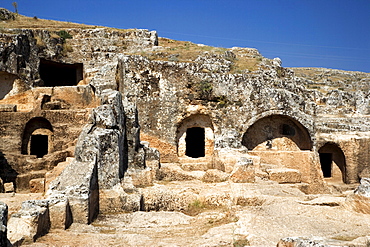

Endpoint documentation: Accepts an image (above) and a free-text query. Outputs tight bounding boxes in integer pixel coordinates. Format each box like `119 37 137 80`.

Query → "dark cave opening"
39 59 83 87
319 153 332 177
185 127 205 158
30 135 48 158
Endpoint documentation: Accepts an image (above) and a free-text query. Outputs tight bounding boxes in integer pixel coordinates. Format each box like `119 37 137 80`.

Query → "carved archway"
21 117 54 158
176 114 214 158
318 143 346 183
242 114 312 151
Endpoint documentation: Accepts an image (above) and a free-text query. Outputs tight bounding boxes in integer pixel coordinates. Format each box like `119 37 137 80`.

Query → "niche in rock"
242 114 312 151
22 117 54 158
39 59 83 87
0 71 19 99
318 143 346 183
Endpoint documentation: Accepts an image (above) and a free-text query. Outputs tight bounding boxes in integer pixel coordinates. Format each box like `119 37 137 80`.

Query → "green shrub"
57 30 72 40
197 80 213 100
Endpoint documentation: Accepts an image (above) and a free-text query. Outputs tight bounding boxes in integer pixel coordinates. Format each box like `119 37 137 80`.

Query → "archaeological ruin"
0 8 369 246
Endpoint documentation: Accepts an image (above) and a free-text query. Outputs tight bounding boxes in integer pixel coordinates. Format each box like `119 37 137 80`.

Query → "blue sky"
1 0 369 72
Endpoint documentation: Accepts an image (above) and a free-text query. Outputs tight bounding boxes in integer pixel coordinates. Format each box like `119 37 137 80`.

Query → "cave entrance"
177 114 214 158
30 135 48 158
319 153 332 177
39 59 83 86
318 143 346 183
185 127 205 158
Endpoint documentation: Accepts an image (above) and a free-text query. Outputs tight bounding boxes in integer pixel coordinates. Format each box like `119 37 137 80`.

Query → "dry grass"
138 37 263 72
1 13 263 72
0 14 100 30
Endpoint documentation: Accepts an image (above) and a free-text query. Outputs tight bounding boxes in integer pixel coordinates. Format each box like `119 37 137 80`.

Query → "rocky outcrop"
345 178 370 214
75 89 126 190
0 8 15 21
46 159 98 224
0 201 8 247
8 200 50 245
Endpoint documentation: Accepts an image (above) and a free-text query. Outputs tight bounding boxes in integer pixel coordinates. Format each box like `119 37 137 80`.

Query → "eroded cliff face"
0 11 370 245
1 22 370 189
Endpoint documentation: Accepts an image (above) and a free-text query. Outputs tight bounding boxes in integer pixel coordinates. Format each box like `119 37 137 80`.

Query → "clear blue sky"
1 0 369 72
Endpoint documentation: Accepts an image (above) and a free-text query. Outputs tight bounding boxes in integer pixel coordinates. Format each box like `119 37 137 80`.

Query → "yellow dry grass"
1 13 263 72
0 14 99 30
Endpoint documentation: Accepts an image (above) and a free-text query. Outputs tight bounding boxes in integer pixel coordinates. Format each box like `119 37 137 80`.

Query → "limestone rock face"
354 177 370 197
47 195 72 230
7 200 50 245
345 178 370 214
75 89 126 190
229 157 255 183
0 201 8 247
47 159 98 224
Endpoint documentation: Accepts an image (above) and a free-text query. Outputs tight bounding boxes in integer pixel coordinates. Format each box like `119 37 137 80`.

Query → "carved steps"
178 157 211 171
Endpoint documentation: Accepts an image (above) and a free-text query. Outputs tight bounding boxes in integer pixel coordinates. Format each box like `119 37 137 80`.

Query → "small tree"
12 2 18 15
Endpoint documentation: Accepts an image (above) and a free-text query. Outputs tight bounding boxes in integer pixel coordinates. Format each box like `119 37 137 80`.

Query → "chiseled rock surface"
47 159 98 225
267 168 302 184
75 89 126 190
47 195 72 230
7 200 50 245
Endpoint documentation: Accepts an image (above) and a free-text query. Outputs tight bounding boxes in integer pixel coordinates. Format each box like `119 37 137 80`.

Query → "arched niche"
0 71 19 99
21 117 54 158
177 114 214 158
318 143 346 183
242 114 312 151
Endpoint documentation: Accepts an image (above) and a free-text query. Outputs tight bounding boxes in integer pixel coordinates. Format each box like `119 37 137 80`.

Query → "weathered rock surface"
47 159 98 224
229 157 255 183
8 200 50 245
0 8 15 20
0 201 8 247
201 169 229 183
344 178 370 214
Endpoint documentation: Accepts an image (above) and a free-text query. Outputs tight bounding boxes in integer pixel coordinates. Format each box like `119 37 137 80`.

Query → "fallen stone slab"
7 200 50 245
229 157 255 183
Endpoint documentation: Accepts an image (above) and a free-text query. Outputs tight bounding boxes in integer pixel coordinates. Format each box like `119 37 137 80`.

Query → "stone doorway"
177 114 214 158
22 117 54 158
185 127 205 158
318 143 346 183
30 135 48 158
